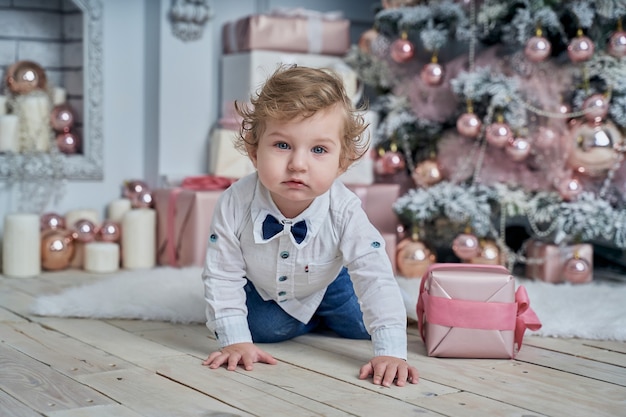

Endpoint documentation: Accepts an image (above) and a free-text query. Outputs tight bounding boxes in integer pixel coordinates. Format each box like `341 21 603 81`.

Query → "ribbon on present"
165 176 235 266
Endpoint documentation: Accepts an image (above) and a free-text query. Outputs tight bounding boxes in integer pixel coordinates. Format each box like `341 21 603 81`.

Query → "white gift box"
220 50 360 108
208 128 255 179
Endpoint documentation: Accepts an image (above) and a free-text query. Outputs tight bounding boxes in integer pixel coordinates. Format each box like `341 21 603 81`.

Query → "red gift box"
524 240 593 284
222 9 350 56
153 176 234 267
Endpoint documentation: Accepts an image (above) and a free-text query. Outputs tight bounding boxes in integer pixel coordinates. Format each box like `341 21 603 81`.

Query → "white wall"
0 0 375 239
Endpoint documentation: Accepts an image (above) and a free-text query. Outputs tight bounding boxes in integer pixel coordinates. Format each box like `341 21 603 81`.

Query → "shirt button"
371 241 381 248
278 276 287 282
280 251 289 259
278 291 287 296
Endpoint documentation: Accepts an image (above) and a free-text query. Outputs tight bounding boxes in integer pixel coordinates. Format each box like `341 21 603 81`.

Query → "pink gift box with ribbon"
525 240 593 284
154 176 235 268
417 263 542 359
222 8 350 56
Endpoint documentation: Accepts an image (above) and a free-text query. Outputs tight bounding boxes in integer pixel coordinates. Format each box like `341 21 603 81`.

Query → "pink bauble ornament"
567 34 595 62
608 30 626 58
582 94 609 124
456 112 482 138
72 219 97 243
525 35 552 62
374 149 406 175
131 190 154 209
485 121 513 148
567 121 622 176
396 237 436 278
124 180 150 200
41 229 75 271
562 256 592 284
40 212 65 231
412 159 443 187
98 220 121 243
390 37 415 63
534 127 558 150
56 131 81 154
50 104 75 132
452 233 480 260
420 62 445 86
557 177 582 201
505 137 531 161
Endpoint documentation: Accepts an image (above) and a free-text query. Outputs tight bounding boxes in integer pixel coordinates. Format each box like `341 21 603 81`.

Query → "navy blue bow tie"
262 214 307 244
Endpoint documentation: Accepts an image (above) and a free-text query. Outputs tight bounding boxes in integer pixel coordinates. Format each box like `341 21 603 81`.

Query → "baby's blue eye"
312 146 326 154
276 142 289 149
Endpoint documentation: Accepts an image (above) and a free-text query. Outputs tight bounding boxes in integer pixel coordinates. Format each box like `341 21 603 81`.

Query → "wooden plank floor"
1 270 625 417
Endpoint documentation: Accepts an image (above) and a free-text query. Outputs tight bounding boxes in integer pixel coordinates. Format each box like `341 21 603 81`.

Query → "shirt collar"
250 178 330 247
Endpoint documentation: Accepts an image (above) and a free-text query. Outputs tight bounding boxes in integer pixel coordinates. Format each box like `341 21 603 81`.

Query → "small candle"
2 213 41 277
65 209 100 230
53 87 67 106
121 208 156 269
0 95 7 115
0 114 19 152
107 198 132 223
84 242 120 273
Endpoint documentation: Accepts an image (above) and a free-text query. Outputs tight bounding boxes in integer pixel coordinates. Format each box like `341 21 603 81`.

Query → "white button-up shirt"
202 173 408 359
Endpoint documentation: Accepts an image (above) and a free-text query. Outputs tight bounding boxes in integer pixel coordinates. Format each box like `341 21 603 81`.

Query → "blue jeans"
244 267 371 343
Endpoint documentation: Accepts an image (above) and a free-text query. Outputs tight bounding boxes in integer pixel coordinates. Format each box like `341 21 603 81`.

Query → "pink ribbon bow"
514 286 543 351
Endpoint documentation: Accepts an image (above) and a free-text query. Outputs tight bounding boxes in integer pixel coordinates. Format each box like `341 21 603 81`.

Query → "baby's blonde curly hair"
234 65 369 171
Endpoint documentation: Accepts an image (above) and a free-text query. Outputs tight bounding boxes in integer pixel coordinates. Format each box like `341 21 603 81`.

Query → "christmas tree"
345 0 626 280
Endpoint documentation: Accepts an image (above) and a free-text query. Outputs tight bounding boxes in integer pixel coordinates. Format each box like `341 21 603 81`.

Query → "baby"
202 65 418 387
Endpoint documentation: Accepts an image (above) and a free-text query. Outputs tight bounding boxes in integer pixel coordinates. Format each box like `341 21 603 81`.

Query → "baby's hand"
202 342 277 371
359 356 419 387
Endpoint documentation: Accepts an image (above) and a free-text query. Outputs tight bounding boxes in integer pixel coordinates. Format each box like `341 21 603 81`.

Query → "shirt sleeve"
202 187 253 348
335 191 409 359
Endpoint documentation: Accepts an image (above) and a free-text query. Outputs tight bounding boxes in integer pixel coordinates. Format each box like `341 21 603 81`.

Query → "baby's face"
250 105 345 218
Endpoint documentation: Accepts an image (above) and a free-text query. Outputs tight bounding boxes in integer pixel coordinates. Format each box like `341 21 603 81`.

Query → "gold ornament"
41 229 75 271
470 239 502 266
567 120 623 177
5 60 47 95
396 226 436 278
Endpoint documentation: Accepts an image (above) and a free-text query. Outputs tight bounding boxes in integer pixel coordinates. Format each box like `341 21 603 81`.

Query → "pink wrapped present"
525 240 593 284
153 176 235 267
222 8 350 56
346 183 401 235
417 263 542 358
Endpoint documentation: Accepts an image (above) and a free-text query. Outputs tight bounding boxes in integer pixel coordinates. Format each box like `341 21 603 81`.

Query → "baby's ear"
243 133 258 165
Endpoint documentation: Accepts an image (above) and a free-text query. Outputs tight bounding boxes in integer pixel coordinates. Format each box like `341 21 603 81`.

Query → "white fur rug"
31 267 626 341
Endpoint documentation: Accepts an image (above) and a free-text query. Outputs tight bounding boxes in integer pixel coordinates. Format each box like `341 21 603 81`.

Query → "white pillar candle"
107 198 132 223
121 208 156 269
84 242 120 273
16 93 52 152
53 87 67 106
65 209 100 230
2 213 41 277
0 95 7 115
0 114 19 152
